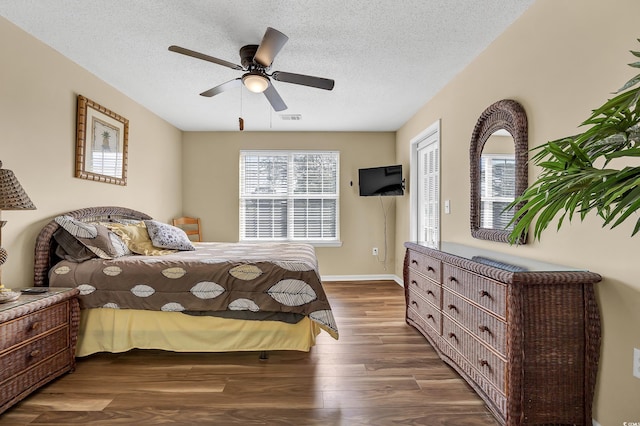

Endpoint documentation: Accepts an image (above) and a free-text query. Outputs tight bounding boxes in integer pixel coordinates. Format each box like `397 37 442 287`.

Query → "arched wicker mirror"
470 99 528 244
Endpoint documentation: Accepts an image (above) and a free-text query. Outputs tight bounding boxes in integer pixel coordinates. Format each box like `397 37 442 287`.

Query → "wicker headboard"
33 206 152 287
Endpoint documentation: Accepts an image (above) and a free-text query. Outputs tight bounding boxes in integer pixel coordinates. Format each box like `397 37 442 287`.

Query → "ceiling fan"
169 27 335 112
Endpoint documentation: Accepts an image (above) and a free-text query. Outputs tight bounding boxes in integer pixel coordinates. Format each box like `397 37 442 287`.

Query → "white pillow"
144 220 195 251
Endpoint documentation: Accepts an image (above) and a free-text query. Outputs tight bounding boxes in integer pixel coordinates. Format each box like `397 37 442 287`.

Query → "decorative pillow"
53 228 97 262
144 220 196 251
107 222 177 256
54 215 130 259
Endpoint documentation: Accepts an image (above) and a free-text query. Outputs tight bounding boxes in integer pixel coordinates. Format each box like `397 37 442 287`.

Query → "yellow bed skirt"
76 308 321 357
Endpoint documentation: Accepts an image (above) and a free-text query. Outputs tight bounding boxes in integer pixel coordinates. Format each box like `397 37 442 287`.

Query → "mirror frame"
470 99 528 244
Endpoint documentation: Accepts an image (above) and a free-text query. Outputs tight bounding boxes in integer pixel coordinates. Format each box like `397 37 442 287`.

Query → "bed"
33 206 338 357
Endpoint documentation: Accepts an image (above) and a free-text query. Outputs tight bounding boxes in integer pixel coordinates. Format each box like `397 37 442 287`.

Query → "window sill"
309 241 343 248
240 240 343 248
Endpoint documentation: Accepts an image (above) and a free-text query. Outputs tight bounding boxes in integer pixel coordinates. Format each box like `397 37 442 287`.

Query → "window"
239 151 340 244
480 154 516 230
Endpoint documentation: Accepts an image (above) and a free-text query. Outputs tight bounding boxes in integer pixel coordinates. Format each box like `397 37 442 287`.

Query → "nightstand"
0 287 80 414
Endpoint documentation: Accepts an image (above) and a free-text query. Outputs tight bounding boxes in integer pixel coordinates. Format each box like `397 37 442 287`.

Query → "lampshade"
0 160 35 294
0 160 36 211
242 72 270 93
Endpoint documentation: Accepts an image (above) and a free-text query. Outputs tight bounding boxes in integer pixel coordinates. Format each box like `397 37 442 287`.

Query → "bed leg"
259 351 269 361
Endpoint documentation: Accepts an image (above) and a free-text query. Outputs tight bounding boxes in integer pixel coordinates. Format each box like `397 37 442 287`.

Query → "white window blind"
480 154 516 231
239 151 339 243
91 151 123 178
417 139 439 247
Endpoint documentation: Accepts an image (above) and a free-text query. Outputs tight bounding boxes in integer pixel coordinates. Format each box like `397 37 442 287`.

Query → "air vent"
280 114 302 121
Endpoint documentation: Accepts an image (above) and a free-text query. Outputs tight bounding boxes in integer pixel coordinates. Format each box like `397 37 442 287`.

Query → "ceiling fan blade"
254 27 289 68
169 45 243 71
263 83 287 111
200 78 242 97
272 71 335 91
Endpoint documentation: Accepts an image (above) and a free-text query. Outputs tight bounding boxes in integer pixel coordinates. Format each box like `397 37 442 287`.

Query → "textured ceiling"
0 0 534 131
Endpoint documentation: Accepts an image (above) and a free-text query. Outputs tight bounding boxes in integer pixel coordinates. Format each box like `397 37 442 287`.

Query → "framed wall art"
75 95 129 185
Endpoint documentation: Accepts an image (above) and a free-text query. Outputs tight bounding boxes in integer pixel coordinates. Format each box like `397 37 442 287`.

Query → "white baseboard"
592 420 601 426
321 274 403 286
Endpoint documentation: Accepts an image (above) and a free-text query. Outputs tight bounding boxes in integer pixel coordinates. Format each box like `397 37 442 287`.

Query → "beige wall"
182 131 397 277
395 0 640 424
0 17 183 286
3 1 639 422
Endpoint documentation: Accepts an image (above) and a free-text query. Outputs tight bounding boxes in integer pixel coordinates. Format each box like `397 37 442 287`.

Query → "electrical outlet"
634 348 640 379
444 200 451 214
372 247 379 256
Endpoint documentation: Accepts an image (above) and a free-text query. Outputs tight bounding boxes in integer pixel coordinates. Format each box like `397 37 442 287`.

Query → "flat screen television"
358 165 404 196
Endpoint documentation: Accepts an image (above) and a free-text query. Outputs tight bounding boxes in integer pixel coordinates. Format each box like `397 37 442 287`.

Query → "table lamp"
0 160 36 302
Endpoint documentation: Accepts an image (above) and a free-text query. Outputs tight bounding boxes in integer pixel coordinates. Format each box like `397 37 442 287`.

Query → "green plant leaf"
508 41 640 243
617 75 640 93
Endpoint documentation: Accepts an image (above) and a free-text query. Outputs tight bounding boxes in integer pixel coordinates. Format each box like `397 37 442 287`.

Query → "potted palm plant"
509 39 640 243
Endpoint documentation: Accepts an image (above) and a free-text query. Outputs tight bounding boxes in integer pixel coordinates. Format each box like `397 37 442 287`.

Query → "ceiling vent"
280 114 302 121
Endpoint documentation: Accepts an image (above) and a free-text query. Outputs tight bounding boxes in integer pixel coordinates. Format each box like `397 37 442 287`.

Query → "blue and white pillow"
144 220 195 251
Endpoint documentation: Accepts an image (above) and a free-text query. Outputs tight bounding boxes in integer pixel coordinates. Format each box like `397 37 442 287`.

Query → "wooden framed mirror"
470 99 528 244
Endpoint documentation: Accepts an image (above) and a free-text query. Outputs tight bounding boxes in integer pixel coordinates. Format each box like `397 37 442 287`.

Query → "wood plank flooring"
1 281 499 425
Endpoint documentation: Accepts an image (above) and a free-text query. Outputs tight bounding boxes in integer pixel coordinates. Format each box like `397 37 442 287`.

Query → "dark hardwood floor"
1 281 499 425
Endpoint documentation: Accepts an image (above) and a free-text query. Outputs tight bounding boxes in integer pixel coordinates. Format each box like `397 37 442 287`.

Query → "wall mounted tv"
358 165 404 196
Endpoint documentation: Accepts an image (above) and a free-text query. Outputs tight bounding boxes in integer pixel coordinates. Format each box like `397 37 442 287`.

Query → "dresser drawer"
0 302 70 352
442 317 506 393
0 351 72 409
0 327 70 383
442 264 507 319
438 339 508 420
407 250 441 283
443 290 506 356
406 272 441 308
407 288 441 335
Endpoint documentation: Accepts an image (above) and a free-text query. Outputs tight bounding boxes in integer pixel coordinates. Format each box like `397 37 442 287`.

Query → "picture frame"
75 95 129 185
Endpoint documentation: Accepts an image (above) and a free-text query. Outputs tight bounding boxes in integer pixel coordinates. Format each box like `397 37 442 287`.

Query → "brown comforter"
49 242 338 338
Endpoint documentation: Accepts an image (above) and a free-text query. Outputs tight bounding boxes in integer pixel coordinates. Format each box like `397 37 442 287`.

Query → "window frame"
239 150 341 246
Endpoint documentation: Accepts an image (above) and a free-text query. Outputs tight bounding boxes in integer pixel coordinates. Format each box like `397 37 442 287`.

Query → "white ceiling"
0 0 534 132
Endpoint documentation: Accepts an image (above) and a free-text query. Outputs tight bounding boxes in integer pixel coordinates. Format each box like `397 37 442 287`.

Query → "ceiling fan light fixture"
242 72 269 93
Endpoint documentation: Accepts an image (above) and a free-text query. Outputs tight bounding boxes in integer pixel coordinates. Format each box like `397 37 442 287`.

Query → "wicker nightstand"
0 287 80 414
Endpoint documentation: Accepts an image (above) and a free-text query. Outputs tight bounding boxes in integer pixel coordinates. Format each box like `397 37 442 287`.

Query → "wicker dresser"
0 287 80 414
404 242 602 426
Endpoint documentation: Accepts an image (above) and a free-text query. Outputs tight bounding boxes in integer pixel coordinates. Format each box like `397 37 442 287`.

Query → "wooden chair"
172 217 202 242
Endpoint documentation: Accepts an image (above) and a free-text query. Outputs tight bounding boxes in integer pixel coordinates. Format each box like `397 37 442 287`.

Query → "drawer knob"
426 314 434 320
411 280 418 286
448 276 458 283
479 290 491 299
411 300 418 307
411 259 418 265
426 290 434 296
447 304 458 312
29 321 42 332
427 266 435 272
29 349 42 358
447 332 457 341
478 325 492 335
